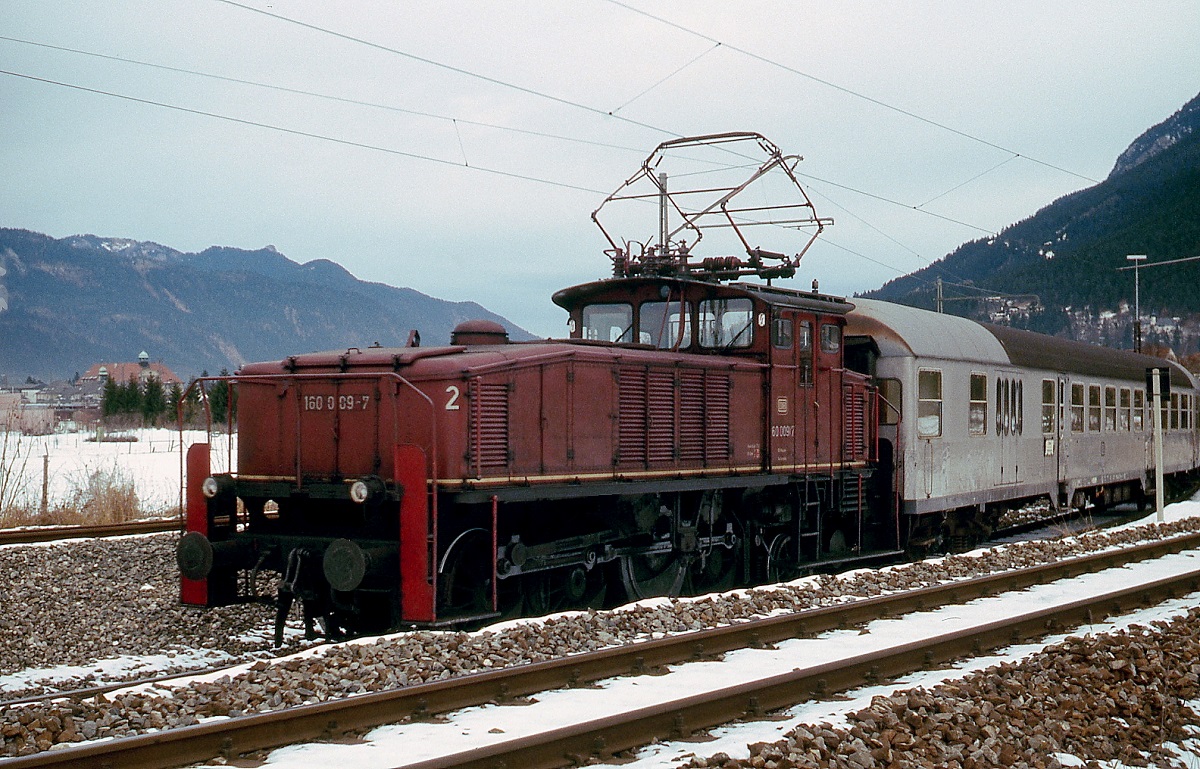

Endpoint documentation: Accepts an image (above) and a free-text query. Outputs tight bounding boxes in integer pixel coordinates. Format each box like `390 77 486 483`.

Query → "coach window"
918 369 942 438
1070 384 1084 432
1185 394 1193 430
1171 393 1180 430
798 320 813 386
700 298 754 348
969 373 987 435
1015 380 1024 434
1133 389 1145 431
1041 379 1056 434
1087 385 1101 432
1119 387 1131 431
1104 386 1117 431
995 378 1007 435
639 301 693 349
582 303 633 343
771 316 793 349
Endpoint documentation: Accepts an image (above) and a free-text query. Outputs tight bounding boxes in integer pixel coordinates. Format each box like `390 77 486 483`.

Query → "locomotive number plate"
302 394 371 411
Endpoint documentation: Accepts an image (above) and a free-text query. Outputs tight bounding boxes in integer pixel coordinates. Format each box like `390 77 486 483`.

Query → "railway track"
0 519 179 546
7 527 1200 769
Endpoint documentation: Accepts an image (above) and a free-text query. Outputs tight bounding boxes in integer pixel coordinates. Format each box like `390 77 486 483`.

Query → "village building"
81 351 182 386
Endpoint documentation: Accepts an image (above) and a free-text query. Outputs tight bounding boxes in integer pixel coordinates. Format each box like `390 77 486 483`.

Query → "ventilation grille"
470 380 509 471
617 367 730 467
843 386 866 461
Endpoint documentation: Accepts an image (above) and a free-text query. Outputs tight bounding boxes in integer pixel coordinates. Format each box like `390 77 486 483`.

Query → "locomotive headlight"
349 476 386 505
201 476 221 499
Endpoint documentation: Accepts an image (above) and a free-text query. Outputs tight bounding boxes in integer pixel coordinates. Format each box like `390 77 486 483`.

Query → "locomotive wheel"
439 528 492 616
692 539 741 593
620 551 691 601
524 566 606 616
766 533 797 583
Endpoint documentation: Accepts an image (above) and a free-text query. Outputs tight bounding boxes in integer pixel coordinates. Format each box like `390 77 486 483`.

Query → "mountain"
865 91 1200 352
0 229 534 381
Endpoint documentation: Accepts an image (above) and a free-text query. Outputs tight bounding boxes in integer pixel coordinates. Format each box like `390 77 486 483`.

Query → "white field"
0 428 234 517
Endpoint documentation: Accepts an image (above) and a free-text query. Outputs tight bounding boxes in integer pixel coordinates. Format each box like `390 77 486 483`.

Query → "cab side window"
699 298 754 348
820 323 841 353
772 316 793 349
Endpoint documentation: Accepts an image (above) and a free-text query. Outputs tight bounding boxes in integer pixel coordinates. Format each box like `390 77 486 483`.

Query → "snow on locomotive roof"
847 297 1008 364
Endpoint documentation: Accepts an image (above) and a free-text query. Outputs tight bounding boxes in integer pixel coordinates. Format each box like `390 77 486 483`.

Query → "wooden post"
40 453 49 516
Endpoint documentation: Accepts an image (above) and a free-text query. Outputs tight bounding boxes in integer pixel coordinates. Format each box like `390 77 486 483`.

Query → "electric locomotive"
177 133 896 639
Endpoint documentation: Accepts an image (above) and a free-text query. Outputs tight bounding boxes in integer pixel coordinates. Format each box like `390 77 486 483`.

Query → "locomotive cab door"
768 310 800 470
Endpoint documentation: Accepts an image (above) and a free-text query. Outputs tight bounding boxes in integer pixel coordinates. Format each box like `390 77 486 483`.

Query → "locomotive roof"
552 276 854 315
848 297 1195 388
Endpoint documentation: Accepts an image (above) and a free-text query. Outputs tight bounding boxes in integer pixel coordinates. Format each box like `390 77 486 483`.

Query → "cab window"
699 298 754 348
969 373 986 435
639 301 692 348
820 323 841 353
582 303 633 343
771 316 793 349
879 378 901 425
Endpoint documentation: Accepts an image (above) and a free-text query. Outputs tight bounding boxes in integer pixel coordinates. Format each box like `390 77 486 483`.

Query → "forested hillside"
866 92 1200 351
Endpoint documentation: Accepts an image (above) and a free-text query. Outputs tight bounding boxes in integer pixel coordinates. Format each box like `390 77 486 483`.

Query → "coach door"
1056 376 1070 488
995 371 1022 485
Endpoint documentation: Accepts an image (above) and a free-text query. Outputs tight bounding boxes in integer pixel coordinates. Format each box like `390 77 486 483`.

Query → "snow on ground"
0 428 233 514
156 495 1200 769
7 433 1200 767
202 547 1200 768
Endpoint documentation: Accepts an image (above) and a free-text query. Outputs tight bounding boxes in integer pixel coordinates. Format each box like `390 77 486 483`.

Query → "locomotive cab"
555 277 776 356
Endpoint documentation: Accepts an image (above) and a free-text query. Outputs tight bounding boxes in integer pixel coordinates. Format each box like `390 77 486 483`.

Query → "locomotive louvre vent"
616 366 731 467
469 379 510 471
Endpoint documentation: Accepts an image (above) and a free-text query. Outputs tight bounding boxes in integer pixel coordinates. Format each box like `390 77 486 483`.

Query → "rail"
0 519 178 546
8 528 1200 769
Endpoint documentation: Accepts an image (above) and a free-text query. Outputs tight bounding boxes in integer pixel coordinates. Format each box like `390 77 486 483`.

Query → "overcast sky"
3 1 1198 338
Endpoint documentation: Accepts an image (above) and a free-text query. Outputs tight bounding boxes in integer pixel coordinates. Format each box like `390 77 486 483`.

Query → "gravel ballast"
4 516 1200 758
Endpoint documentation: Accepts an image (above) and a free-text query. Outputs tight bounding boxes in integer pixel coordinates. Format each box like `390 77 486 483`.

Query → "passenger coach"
845 298 1200 550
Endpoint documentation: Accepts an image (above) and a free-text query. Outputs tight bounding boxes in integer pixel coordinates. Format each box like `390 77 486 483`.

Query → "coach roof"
846 298 1009 364
848 298 1194 388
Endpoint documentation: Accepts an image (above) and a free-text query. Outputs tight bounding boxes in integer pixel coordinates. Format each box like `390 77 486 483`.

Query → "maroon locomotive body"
176 133 895 639
179 276 887 636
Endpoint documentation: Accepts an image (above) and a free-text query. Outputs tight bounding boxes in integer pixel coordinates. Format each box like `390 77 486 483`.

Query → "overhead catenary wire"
1116 254 1200 271
205 2 1006 237
610 41 722 114
0 69 609 197
3 7 1090 287
601 0 1101 187
0 35 652 157
212 0 678 140
2 62 1029 303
